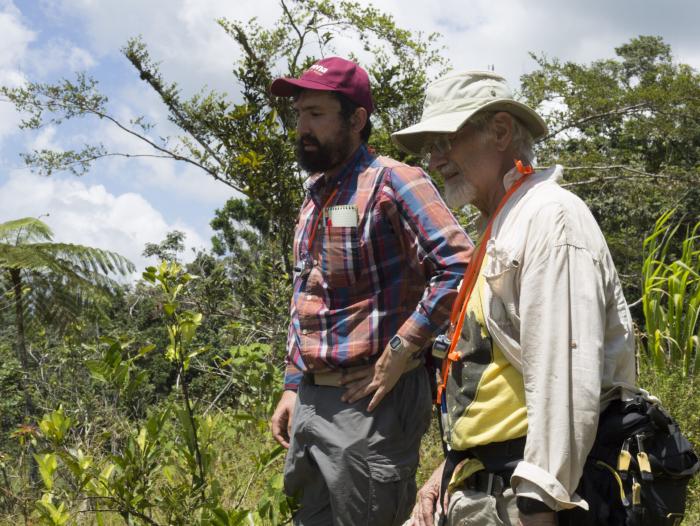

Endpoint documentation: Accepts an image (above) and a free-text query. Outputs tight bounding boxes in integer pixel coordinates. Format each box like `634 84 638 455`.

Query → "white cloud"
45 0 284 96
27 37 96 77
0 169 209 278
0 1 34 143
371 0 700 86
27 124 60 151
0 1 34 71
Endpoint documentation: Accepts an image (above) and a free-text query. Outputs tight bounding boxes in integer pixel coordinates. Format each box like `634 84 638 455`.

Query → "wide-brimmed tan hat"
392 70 547 155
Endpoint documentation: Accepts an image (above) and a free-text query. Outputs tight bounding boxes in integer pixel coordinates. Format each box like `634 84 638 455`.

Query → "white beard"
444 174 477 209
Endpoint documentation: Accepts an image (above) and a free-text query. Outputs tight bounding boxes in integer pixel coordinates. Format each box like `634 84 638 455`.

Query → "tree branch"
32 92 245 193
543 102 651 140
551 164 679 187
280 0 306 75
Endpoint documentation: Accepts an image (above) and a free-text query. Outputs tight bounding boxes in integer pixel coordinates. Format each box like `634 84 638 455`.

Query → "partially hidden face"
427 123 500 211
293 90 353 173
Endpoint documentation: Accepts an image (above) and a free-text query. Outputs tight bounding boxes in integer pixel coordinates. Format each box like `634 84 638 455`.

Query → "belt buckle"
486 473 505 496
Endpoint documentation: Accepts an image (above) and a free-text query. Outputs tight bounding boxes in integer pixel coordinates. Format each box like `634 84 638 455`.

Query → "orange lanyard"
306 187 340 256
436 161 533 403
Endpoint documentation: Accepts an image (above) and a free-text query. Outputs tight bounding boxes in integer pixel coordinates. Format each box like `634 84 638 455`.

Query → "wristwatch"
389 335 406 354
516 496 553 515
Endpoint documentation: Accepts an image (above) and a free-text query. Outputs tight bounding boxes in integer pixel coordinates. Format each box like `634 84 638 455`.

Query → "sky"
1 0 698 276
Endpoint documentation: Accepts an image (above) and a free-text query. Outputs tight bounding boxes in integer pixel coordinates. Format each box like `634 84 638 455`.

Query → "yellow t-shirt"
443 256 528 450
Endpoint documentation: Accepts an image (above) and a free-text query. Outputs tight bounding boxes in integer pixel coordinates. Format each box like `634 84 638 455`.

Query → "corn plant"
641 209 700 375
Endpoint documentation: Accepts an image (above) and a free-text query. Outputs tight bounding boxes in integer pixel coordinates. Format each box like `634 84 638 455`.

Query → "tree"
1 0 444 275
143 230 187 263
520 35 700 303
0 217 134 417
0 0 447 356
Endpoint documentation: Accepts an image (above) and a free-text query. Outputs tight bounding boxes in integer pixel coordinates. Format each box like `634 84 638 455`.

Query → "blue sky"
1 0 698 275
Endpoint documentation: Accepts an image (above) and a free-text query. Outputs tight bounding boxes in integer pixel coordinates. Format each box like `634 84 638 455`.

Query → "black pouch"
559 395 700 526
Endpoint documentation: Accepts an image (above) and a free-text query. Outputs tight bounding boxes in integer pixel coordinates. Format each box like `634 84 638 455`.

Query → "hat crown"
390 69 547 155
422 71 513 121
301 57 363 87
270 56 374 114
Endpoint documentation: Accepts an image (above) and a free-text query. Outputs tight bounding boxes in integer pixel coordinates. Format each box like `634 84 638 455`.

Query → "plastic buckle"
432 334 451 359
636 434 654 481
618 437 632 479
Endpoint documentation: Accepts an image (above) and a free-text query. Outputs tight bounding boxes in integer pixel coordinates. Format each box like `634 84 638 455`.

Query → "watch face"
389 335 402 350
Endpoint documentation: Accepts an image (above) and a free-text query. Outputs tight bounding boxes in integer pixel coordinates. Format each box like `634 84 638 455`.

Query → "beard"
295 124 353 173
443 167 477 209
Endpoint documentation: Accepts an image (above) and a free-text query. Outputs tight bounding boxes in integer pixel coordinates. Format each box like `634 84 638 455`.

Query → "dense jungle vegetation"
0 1 698 524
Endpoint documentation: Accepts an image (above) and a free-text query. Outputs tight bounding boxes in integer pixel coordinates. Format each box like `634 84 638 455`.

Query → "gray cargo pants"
283 366 432 526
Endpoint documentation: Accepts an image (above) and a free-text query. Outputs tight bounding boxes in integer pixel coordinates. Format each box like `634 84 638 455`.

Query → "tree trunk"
9 269 33 418
9 269 38 486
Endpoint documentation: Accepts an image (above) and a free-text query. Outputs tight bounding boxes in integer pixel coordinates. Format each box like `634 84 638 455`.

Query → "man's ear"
491 112 513 152
351 107 368 135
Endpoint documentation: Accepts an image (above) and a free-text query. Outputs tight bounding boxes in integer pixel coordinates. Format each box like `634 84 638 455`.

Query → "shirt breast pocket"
483 242 521 326
321 226 361 289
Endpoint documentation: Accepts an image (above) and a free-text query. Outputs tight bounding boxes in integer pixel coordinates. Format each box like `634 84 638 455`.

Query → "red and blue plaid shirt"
285 145 473 389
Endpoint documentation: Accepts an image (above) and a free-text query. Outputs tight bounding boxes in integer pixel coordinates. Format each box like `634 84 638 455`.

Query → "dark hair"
332 92 372 142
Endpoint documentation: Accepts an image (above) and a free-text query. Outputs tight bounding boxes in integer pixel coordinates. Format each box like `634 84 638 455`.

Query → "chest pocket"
321 226 361 289
482 241 521 327
319 167 387 290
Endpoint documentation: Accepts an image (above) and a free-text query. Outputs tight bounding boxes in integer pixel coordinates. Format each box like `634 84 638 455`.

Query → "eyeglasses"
419 133 454 157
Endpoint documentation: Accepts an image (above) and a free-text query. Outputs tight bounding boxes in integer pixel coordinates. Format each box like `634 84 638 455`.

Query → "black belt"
440 436 526 503
465 470 508 496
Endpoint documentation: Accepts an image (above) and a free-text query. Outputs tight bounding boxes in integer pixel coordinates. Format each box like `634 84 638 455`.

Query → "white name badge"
325 205 358 227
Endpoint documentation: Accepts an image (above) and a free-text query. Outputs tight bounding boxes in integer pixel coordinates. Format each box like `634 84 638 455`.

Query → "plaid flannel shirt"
285 145 473 389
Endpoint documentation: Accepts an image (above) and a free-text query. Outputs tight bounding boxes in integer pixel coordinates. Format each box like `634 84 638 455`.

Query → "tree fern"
0 217 135 419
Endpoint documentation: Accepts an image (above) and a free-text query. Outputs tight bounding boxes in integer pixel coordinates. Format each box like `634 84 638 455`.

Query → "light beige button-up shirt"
480 165 636 511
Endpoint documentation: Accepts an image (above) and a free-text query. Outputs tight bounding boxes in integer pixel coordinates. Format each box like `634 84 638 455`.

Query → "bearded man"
269 57 473 525
392 71 636 526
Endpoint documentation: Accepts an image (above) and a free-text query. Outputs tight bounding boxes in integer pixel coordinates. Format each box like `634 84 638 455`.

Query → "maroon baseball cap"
270 57 374 114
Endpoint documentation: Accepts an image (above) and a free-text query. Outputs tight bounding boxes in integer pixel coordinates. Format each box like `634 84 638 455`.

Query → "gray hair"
468 111 535 163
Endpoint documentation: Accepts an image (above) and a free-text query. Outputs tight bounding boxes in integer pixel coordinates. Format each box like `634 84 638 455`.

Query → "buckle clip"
432 334 451 359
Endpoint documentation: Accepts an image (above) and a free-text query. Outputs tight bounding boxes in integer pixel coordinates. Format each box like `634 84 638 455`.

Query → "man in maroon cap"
269 57 473 525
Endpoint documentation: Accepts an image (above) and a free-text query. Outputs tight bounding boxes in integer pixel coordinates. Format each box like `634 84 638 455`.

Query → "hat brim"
392 99 548 155
270 77 339 97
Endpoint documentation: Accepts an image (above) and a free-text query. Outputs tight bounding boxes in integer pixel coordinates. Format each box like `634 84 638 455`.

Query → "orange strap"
306 187 340 255
436 161 533 403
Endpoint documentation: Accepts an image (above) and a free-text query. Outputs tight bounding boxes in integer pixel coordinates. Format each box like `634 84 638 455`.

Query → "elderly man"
269 57 473 525
392 71 636 526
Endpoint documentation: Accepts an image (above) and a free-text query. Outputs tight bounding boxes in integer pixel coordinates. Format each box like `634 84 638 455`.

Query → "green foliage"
641 210 700 375
0 215 135 445
19 263 293 525
143 231 187 263
520 35 700 301
0 217 134 340
1 1 447 286
2 6 699 525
